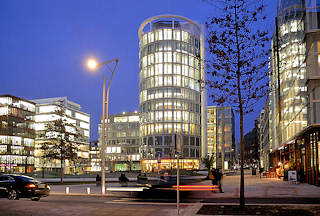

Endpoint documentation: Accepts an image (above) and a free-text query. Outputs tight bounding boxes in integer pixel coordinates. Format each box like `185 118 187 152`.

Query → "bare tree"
205 0 269 208
41 106 82 183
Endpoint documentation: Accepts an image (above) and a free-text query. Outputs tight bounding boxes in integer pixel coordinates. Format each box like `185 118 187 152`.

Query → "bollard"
66 186 70 194
87 187 90 194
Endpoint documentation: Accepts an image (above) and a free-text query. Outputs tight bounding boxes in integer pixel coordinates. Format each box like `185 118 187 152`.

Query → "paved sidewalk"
173 174 320 215
44 173 320 216
190 174 320 199
47 174 320 198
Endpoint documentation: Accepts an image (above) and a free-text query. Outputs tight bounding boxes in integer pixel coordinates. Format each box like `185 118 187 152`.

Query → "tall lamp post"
87 58 119 195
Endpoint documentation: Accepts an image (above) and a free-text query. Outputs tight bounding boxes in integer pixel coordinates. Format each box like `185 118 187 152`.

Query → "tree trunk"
42 167 45 178
240 107 245 208
60 159 64 183
234 0 245 208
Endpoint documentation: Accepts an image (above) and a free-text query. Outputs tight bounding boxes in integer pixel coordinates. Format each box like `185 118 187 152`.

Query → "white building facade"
32 97 90 174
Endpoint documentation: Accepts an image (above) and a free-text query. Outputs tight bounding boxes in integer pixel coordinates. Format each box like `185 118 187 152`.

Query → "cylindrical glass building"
138 15 206 160
269 0 307 150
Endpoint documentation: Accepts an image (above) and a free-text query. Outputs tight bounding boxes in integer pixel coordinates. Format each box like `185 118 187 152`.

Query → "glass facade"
32 97 90 174
270 0 307 150
207 106 235 170
98 112 141 171
0 95 35 173
305 1 320 125
138 15 206 159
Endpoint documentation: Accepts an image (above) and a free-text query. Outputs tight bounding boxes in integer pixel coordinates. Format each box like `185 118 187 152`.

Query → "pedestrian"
210 169 218 193
215 168 224 193
259 167 264 178
119 173 129 187
96 174 101 186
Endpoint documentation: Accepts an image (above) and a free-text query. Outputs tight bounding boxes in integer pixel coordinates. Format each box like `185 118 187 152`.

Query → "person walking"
215 168 224 193
119 173 129 187
96 174 101 186
210 169 218 193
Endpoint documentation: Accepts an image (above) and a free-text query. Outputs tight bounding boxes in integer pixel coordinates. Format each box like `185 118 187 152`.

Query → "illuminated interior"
138 15 206 159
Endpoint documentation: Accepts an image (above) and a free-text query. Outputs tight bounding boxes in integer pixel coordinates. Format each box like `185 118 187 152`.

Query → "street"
1 174 320 215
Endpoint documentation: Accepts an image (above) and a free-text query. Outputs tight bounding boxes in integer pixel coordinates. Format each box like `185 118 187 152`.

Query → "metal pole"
98 59 119 195
101 75 106 195
177 153 180 215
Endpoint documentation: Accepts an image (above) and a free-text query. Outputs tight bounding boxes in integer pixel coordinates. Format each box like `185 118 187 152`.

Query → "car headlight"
47 185 51 190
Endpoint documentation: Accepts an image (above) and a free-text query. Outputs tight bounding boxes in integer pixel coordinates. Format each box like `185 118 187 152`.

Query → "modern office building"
138 15 207 165
88 140 100 172
98 111 141 171
258 99 270 170
32 97 90 174
207 106 235 171
267 0 320 186
0 95 36 173
269 0 307 152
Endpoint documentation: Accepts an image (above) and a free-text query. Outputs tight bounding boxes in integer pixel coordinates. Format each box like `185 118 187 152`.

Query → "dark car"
136 175 191 199
0 174 50 201
0 175 17 200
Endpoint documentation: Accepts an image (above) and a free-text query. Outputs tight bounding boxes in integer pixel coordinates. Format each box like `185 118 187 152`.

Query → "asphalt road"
0 195 179 216
1 194 320 216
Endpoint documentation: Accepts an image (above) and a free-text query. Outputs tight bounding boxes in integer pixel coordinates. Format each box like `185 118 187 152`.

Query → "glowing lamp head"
87 59 98 69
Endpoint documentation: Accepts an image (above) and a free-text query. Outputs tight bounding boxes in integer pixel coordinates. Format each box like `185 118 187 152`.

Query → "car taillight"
25 183 36 188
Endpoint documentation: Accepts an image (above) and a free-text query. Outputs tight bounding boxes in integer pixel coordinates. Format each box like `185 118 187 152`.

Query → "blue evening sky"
0 0 277 141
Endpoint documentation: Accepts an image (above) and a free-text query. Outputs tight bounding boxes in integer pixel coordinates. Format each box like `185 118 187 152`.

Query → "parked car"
0 174 50 201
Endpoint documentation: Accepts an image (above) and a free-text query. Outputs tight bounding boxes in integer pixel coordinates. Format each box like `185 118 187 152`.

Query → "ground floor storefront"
141 158 199 172
269 125 320 186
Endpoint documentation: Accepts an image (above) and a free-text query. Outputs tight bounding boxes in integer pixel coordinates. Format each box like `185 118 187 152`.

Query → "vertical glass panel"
155 64 163 75
164 63 172 74
182 124 188 134
158 29 163 40
174 30 181 40
182 111 189 122
155 52 163 63
173 64 181 74
182 31 188 42
164 52 172 62
149 32 154 43
190 124 195 135
189 56 194 67
173 75 181 86
164 29 172 40
173 52 181 63
148 54 154 65
182 54 188 65
168 123 172 133
149 65 154 76
175 123 181 133
155 75 163 87
143 34 148 46
182 65 188 76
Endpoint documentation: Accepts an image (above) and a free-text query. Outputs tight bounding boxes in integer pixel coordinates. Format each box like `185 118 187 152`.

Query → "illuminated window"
164 63 172 74
164 52 172 63
173 64 181 74
39 105 57 113
182 31 188 42
164 29 172 40
174 30 181 40
173 52 181 63
155 64 163 75
155 52 163 63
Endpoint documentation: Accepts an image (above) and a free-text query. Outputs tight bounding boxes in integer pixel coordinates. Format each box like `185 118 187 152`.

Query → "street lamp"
87 58 119 195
